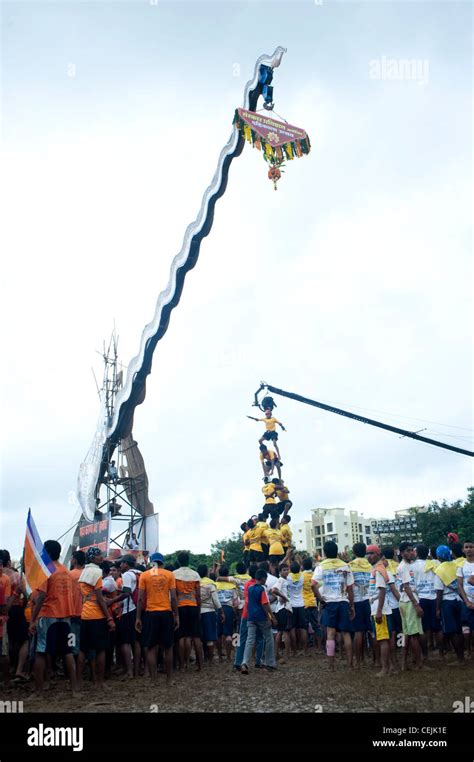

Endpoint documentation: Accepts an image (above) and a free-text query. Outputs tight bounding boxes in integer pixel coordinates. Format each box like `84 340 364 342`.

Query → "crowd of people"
0 536 473 693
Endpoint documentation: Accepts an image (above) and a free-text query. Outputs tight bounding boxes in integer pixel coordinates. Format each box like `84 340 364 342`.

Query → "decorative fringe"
233 108 311 164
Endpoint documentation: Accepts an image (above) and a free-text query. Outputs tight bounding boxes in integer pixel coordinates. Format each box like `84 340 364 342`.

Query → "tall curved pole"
78 47 287 521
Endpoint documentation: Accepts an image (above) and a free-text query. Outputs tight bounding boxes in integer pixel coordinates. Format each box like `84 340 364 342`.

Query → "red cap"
366 544 381 554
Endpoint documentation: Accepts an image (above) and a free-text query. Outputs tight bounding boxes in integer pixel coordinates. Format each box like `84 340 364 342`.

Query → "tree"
412 488 474 547
163 549 213 570
210 533 244 570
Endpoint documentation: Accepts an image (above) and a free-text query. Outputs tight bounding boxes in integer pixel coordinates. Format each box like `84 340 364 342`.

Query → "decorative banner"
233 108 311 164
79 518 110 555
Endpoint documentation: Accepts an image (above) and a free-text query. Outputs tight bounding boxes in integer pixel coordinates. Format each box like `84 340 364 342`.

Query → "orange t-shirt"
68 568 83 618
139 567 175 612
4 569 22 606
173 568 200 608
0 573 12 602
80 577 106 620
38 563 75 619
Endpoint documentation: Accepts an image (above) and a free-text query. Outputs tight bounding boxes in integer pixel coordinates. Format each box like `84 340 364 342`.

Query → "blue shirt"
247 583 268 622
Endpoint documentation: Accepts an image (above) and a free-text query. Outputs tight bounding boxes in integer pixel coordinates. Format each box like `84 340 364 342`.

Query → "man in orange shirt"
173 551 204 671
0 558 11 687
136 552 178 685
69 550 86 657
77 546 116 692
29 540 77 696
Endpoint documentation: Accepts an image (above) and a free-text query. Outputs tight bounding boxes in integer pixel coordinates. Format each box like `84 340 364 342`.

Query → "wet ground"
5 651 474 714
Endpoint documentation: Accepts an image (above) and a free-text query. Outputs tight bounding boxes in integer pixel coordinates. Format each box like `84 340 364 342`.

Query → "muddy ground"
5 651 474 714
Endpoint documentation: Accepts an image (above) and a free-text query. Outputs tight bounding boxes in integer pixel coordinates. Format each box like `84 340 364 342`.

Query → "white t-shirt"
412 559 437 600
287 573 305 608
434 574 460 601
121 569 137 614
351 570 371 603
264 573 279 613
386 568 400 610
397 560 419 603
273 576 292 612
312 564 354 603
102 575 117 594
368 569 394 616
457 560 474 604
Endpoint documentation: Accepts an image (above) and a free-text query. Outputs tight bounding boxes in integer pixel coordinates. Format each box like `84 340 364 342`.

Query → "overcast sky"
1 1 472 560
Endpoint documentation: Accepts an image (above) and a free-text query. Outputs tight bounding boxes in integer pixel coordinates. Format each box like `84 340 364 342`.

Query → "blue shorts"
420 598 441 633
461 605 474 631
201 611 218 644
390 607 402 634
441 599 462 635
351 600 371 632
320 601 352 632
217 605 234 638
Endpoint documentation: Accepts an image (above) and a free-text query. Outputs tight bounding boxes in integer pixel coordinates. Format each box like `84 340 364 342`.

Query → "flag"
23 509 56 592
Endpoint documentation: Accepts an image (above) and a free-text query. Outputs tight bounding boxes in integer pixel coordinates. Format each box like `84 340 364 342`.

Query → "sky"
1 0 472 560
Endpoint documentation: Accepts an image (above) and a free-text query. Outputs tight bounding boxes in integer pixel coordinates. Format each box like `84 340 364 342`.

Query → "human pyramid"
243 397 293 573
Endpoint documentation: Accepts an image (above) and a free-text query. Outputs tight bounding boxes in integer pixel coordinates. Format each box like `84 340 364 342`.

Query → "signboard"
236 108 308 147
78 518 110 554
107 548 150 566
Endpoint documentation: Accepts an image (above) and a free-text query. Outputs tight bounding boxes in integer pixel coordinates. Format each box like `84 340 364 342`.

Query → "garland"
232 109 311 166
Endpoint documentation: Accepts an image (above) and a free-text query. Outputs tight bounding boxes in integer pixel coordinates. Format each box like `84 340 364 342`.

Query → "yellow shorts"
372 614 392 641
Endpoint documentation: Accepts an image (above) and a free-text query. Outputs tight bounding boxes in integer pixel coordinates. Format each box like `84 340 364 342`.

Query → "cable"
260 383 474 458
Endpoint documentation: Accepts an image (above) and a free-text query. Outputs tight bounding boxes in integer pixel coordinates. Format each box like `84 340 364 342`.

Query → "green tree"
412 487 474 547
163 549 213 570
210 533 244 569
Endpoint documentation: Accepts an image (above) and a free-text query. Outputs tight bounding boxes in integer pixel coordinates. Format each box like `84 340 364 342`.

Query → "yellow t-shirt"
247 526 264 552
302 570 316 607
276 485 290 501
264 528 284 556
262 484 277 498
243 530 251 550
280 524 293 547
257 521 269 545
260 450 277 463
259 417 281 432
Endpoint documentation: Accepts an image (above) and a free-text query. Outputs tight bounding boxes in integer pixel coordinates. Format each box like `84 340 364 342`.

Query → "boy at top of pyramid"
248 408 286 460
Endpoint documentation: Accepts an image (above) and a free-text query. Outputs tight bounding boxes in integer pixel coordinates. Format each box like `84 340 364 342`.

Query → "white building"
292 521 313 553
310 507 376 556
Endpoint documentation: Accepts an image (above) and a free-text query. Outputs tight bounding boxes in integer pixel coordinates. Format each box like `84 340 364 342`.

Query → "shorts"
320 601 352 632
399 600 423 636
70 616 81 655
261 544 269 559
277 501 292 515
291 606 308 630
36 617 72 655
7 605 29 646
390 607 402 634
243 551 250 568
142 610 174 650
371 614 393 641
269 554 284 567
177 606 201 639
440 599 462 635
276 608 293 632
116 610 137 646
80 619 109 653
200 611 218 644
351 600 372 633
262 431 278 442
249 550 264 563
420 598 441 633
217 605 235 638
305 606 322 636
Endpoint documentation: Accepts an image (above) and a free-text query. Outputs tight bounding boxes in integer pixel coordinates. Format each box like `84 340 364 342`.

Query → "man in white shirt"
413 544 443 658
311 541 355 671
366 544 394 676
397 542 424 670
272 563 292 662
457 539 474 637
434 545 464 664
114 555 141 678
